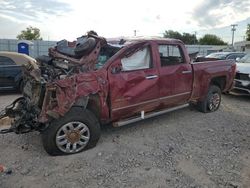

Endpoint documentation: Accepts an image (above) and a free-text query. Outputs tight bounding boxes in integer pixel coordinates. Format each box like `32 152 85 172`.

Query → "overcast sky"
0 0 249 43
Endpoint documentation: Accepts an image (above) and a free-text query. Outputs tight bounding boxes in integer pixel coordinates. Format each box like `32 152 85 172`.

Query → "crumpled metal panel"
48 34 106 71
20 33 110 123
38 70 109 123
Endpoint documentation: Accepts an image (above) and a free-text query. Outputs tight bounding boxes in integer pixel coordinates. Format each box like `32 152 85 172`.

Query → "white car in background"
233 54 250 95
206 52 246 60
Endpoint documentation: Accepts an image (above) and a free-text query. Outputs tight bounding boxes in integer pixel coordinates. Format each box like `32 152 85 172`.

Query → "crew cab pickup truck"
0 33 236 155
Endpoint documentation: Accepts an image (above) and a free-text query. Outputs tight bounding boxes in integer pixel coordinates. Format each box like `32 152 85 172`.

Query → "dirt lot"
0 93 250 188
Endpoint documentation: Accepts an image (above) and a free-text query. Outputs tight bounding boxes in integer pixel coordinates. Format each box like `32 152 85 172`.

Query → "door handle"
145 75 158 80
182 70 192 74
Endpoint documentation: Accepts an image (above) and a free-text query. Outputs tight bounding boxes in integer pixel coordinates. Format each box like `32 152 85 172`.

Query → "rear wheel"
42 107 100 156
197 85 221 113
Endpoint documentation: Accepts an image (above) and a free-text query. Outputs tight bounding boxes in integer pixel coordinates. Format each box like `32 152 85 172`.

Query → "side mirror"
236 57 240 62
111 66 122 74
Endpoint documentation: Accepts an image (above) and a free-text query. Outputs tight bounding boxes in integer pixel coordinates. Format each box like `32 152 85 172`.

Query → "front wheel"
197 85 221 113
42 107 100 156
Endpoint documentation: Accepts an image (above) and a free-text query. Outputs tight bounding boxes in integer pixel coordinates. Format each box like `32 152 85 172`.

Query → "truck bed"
191 60 236 101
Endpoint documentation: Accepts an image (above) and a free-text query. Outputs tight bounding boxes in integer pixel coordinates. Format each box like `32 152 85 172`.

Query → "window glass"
121 47 151 71
227 54 245 60
206 53 226 59
227 55 237 60
0 56 15 65
239 54 250 63
158 45 184 66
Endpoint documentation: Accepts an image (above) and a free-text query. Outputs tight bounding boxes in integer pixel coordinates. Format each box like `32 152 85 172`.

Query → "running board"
113 104 189 127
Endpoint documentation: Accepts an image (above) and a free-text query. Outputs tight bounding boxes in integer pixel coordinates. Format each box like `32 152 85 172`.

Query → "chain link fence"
0 39 57 58
0 39 227 58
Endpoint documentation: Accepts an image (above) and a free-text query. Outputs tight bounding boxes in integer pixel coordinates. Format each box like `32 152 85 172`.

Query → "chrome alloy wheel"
56 121 90 153
208 93 220 111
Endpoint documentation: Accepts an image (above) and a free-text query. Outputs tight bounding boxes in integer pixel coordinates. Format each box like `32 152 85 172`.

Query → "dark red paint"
37 39 236 124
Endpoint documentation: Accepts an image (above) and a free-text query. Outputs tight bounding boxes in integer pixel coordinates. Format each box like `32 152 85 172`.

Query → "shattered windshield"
96 44 122 69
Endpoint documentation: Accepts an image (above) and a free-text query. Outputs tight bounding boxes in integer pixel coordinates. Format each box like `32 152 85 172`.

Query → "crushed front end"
0 32 112 135
0 57 46 134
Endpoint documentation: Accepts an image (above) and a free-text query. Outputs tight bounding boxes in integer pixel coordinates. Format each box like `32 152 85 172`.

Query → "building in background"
185 45 227 56
234 41 250 53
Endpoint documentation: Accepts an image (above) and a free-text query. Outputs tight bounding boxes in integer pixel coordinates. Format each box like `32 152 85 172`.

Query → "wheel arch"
210 76 226 90
73 94 101 121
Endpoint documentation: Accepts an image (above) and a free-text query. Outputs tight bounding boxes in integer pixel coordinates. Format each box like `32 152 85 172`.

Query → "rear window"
0 56 15 65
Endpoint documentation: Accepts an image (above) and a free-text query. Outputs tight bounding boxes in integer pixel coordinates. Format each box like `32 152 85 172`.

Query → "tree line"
163 30 227 45
17 24 250 45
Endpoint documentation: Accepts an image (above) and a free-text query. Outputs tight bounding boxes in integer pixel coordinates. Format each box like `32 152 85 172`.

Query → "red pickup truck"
0 33 236 155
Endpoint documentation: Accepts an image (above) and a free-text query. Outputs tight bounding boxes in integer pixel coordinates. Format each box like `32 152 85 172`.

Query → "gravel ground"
0 93 250 188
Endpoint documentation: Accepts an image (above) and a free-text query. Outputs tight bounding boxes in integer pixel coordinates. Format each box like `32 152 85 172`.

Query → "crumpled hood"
236 63 250 74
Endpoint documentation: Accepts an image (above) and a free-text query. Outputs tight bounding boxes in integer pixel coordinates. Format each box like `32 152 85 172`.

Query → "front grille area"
23 78 45 108
235 80 250 90
235 72 250 81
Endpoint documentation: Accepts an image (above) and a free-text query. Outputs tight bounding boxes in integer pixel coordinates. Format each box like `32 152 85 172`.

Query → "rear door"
156 43 193 107
108 43 160 121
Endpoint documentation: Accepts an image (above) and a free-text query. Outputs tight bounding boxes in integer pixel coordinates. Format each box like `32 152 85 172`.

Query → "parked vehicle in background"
233 54 250 95
0 33 236 156
0 52 36 92
206 52 246 60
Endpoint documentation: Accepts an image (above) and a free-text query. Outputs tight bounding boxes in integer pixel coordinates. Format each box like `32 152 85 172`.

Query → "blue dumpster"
18 42 29 55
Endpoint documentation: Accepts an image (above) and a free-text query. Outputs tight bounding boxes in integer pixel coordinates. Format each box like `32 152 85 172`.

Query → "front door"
108 44 160 121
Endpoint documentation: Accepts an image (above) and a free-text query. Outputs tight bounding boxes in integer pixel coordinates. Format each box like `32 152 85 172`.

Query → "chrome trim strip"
0 65 20 68
233 87 250 93
234 79 250 83
0 86 14 89
145 75 158 79
113 104 189 127
112 91 191 111
182 70 192 74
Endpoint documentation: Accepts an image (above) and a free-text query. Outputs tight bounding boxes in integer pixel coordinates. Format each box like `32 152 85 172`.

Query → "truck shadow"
100 106 193 135
224 93 250 102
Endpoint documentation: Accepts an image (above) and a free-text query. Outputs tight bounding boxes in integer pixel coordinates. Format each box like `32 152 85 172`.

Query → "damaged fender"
38 71 110 123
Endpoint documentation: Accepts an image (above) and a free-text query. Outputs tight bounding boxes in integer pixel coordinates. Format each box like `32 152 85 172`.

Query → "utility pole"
194 31 197 44
231 24 238 47
134 30 137 37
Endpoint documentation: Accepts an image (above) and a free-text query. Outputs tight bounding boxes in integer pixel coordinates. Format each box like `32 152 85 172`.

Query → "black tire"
74 37 96 57
42 107 100 156
196 85 221 113
223 91 230 95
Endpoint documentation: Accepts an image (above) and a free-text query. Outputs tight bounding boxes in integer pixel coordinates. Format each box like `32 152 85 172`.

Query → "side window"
158 45 184 66
0 56 15 65
121 47 151 71
227 55 237 60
